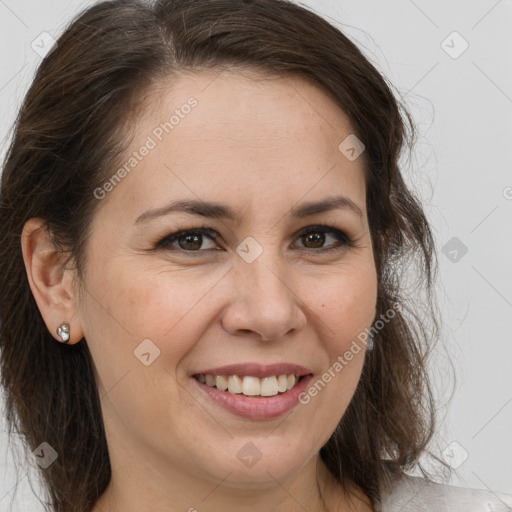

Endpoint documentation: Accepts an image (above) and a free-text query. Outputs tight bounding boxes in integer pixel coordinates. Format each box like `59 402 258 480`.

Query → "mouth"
191 363 314 420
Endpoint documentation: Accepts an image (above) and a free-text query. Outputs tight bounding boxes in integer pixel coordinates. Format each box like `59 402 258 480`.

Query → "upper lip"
192 363 313 378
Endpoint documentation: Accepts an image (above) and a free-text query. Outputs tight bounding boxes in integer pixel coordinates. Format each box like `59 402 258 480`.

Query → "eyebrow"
135 195 364 224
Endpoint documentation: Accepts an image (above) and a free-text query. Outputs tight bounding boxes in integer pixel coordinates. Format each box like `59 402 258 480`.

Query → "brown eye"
177 233 203 251
158 228 219 252
295 226 352 252
301 232 326 249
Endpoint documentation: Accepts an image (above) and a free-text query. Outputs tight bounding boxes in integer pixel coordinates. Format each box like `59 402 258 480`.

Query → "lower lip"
193 375 313 420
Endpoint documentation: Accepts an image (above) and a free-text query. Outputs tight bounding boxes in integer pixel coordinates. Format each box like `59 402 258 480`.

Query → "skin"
21 69 377 511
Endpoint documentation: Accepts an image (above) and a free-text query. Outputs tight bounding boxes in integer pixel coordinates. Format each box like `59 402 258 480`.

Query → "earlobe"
20 218 84 344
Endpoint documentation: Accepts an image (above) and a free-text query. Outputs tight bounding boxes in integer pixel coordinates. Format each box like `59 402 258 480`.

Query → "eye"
156 224 353 254
157 227 219 252
294 225 353 252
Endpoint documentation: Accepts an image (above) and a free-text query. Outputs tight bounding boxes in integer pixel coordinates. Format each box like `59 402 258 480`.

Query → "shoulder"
377 473 512 512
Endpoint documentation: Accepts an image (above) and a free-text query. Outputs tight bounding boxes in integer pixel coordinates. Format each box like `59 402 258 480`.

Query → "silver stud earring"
56 323 70 343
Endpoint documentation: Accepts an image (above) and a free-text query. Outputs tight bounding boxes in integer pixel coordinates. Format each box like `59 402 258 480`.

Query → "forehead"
133 68 361 157
101 69 367 219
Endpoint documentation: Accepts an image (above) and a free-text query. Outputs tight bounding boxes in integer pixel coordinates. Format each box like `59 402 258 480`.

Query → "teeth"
197 373 300 397
277 374 288 392
228 375 243 394
261 376 278 396
216 375 228 391
243 376 261 396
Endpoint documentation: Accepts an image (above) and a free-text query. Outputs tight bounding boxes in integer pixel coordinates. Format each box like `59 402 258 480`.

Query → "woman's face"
79 70 377 494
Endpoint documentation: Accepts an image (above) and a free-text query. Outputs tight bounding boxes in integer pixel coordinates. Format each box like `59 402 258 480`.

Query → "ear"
20 218 84 344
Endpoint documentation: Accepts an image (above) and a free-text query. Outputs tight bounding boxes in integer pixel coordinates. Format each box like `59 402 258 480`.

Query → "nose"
220 254 307 341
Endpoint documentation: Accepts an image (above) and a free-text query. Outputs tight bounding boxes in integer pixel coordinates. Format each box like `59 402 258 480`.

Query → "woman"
0 1 510 511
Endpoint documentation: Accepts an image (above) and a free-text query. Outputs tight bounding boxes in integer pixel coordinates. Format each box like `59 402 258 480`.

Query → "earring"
56 323 70 343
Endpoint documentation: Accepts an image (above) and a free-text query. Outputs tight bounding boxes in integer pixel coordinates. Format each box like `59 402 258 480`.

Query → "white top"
375 474 512 511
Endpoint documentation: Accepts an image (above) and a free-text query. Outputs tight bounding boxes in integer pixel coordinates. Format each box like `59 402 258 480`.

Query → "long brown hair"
0 1 450 510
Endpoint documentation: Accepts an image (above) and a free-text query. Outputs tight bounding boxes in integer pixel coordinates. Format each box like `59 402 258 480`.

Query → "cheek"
84 261 230 361
312 262 378 349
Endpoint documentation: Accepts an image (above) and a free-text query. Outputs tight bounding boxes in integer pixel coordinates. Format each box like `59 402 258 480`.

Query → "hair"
0 0 452 511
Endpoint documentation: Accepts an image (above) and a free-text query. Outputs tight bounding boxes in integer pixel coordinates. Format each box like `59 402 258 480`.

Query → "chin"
198 442 313 489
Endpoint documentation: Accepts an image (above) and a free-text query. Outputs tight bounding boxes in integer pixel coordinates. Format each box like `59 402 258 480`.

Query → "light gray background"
1 0 511 509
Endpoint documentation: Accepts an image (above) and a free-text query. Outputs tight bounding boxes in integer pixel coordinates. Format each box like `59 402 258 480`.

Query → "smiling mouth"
193 373 304 397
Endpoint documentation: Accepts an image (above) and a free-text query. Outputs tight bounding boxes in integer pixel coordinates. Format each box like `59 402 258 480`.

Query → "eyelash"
155 224 354 255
